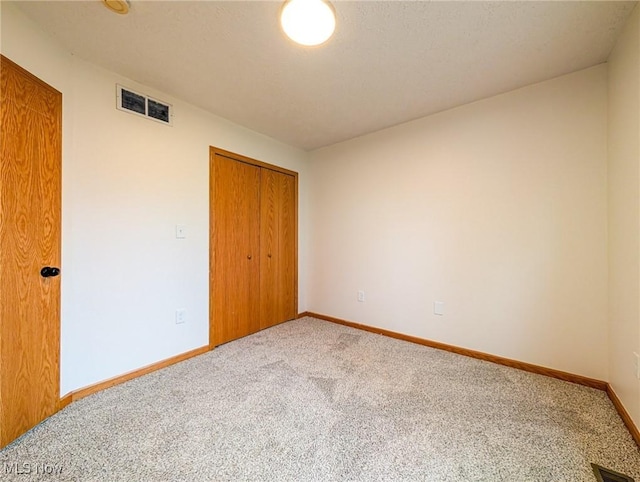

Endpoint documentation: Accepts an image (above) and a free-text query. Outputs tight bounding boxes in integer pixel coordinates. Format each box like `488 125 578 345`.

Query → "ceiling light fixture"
102 0 131 15
280 0 336 47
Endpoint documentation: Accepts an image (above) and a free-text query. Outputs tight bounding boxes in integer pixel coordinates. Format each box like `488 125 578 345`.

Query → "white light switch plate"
434 301 444 316
176 224 186 239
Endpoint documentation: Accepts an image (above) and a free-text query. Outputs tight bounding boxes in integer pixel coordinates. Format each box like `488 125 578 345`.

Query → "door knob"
40 267 60 278
247 255 252 260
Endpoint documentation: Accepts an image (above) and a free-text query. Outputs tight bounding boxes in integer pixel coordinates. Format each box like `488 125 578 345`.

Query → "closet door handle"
247 255 252 260
267 253 272 258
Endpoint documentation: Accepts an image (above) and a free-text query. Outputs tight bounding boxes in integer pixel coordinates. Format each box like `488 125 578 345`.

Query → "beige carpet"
1 316 639 481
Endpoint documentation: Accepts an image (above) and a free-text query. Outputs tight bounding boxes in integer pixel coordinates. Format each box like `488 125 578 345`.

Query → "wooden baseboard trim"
58 393 72 410
60 345 210 404
606 384 640 447
299 311 608 391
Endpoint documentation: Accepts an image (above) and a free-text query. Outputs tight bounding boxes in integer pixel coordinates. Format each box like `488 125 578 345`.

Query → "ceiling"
14 1 637 151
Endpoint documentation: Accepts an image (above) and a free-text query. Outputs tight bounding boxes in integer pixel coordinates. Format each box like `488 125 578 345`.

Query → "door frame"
209 146 298 349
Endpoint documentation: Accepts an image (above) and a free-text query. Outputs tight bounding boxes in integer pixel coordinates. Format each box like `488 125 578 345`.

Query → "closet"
209 147 297 347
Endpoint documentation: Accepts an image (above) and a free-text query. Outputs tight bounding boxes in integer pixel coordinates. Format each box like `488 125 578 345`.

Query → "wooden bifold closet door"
210 148 297 347
259 169 296 330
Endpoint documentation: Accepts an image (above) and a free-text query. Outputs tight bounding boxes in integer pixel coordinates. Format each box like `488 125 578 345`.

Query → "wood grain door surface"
277 171 297 324
0 55 62 449
211 153 261 346
259 169 296 329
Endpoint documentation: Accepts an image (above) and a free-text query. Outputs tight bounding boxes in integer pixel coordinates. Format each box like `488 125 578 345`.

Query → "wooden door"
210 153 261 346
260 169 296 329
278 172 297 323
0 56 62 448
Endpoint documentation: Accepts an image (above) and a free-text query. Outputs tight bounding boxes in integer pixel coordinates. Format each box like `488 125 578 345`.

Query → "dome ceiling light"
102 0 131 15
280 0 336 47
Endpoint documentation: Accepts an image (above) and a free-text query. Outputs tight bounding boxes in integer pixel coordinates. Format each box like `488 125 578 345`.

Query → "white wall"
1 2 309 395
308 66 609 380
608 4 640 427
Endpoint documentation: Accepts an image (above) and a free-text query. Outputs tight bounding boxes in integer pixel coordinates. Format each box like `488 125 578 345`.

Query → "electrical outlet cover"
176 309 187 324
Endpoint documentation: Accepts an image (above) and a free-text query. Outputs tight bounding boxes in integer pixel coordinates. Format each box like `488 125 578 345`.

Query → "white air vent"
116 84 173 125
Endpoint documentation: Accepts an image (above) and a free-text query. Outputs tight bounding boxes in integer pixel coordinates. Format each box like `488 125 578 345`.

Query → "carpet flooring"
1 316 639 481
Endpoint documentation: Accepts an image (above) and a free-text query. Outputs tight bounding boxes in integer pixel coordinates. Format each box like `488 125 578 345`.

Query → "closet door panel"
260 170 296 329
278 172 297 323
212 154 261 345
259 169 278 329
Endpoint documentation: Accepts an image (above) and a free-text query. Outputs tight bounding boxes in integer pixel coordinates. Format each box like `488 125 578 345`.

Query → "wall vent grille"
116 84 173 125
592 463 635 482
